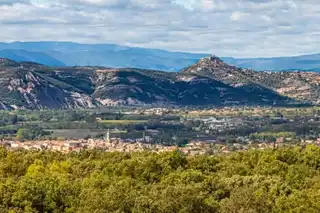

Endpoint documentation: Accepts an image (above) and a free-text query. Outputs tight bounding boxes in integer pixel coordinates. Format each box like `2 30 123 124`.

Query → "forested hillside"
0 146 319 212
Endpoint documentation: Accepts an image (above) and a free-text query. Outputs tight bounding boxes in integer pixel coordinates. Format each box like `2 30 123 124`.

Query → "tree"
0 145 319 212
16 128 29 141
11 114 18 125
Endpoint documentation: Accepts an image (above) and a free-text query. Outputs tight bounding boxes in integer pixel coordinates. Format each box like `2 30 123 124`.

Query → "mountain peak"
198 55 226 67
181 54 234 75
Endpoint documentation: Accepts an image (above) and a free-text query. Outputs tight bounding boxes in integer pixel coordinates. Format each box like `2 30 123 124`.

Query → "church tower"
105 129 110 143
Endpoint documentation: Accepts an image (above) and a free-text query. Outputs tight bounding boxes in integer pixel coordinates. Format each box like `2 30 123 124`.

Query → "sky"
0 0 319 57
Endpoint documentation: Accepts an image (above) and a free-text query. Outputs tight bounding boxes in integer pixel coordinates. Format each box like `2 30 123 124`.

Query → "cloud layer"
0 0 319 57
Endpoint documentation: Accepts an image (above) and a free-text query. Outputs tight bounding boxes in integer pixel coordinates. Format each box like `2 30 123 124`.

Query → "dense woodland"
0 146 319 212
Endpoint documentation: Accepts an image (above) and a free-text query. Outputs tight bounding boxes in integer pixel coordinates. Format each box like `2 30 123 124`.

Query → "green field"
48 129 127 139
48 129 105 139
97 120 148 124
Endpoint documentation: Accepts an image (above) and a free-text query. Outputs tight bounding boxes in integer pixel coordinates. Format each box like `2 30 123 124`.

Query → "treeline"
0 146 320 212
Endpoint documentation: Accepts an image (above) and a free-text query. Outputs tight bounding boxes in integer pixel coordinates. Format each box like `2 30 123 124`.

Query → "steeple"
105 128 110 143
144 125 148 142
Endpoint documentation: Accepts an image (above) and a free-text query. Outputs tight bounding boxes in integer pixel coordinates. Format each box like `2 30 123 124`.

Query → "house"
9 141 22 148
64 141 82 148
51 145 63 151
276 137 284 143
192 137 217 143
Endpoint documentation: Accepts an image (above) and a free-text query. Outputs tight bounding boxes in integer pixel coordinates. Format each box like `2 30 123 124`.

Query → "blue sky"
0 0 319 57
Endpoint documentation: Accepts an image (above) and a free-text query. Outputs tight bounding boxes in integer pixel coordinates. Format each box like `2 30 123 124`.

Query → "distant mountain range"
1 56 320 110
0 41 319 71
0 42 207 71
223 54 320 71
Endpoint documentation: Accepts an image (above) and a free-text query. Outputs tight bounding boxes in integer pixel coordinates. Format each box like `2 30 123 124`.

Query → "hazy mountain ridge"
222 54 320 71
0 49 65 66
1 42 319 71
0 42 208 71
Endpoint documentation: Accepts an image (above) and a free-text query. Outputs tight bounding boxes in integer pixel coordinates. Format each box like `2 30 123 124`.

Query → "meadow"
97 119 148 124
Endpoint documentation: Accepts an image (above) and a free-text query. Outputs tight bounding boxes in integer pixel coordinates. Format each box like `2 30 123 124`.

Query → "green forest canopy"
0 145 319 213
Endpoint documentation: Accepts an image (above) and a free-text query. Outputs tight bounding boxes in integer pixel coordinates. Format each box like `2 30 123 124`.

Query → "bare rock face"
198 55 226 67
0 59 96 109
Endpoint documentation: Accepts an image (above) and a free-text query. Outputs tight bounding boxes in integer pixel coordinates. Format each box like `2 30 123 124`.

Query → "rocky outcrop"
0 61 96 109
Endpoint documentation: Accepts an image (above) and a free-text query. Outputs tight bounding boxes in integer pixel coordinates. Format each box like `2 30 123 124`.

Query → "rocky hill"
0 57 318 109
0 59 95 109
183 56 320 105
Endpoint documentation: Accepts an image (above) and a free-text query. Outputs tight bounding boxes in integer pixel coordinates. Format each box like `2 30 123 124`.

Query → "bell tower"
105 129 110 143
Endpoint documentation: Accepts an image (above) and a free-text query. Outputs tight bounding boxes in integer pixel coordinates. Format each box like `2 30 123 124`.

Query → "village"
1 106 320 155
2 128 320 156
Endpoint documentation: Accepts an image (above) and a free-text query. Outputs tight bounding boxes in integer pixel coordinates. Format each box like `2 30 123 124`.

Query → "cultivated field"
97 120 148 124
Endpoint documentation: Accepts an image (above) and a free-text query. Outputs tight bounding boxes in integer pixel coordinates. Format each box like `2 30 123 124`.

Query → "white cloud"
0 0 319 57
230 12 248 21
